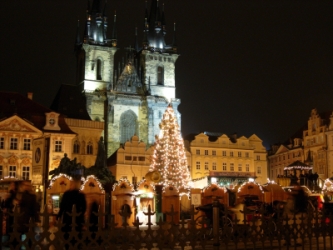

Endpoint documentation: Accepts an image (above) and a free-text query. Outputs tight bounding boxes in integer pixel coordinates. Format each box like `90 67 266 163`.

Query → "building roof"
0 91 75 134
50 84 91 120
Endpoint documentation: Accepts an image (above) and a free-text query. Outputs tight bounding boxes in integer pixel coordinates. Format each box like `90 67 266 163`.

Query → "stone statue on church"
94 136 107 168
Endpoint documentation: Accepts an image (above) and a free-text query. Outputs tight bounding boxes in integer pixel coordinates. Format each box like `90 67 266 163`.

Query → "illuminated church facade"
69 0 181 157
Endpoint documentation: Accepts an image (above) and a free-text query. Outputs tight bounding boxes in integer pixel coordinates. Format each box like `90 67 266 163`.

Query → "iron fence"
1 201 333 249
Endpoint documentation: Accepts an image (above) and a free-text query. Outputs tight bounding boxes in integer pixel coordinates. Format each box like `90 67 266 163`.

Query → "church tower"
76 0 181 156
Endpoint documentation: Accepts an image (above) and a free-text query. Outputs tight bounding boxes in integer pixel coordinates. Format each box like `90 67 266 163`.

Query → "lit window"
196 162 200 170
9 166 16 177
205 162 209 170
23 139 31 150
87 142 93 154
196 150 200 155
246 164 250 172
0 137 4 149
238 152 241 157
204 150 208 155
222 163 227 171
212 150 216 156
55 140 62 152
257 166 262 174
230 163 234 171
10 138 18 150
22 166 30 180
238 164 242 171
212 162 217 170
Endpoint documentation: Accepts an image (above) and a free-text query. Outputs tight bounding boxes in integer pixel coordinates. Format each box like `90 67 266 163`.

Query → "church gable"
0 115 42 134
275 145 290 155
114 62 144 94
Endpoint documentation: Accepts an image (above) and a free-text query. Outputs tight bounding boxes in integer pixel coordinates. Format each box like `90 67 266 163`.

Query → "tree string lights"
149 104 191 191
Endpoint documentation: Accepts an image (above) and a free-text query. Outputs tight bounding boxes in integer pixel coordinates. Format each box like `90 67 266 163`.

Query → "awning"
284 160 312 171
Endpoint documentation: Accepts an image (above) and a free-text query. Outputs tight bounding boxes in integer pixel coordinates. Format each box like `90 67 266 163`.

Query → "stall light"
249 178 254 182
147 192 154 198
211 177 217 184
52 196 59 200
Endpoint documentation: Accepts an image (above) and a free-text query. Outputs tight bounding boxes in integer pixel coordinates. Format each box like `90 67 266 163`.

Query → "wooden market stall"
202 183 228 206
262 182 288 204
162 185 180 223
135 179 156 225
80 175 105 226
236 181 265 205
111 178 135 227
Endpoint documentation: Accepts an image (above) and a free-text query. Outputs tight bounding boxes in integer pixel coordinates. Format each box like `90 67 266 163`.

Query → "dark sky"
1 0 333 149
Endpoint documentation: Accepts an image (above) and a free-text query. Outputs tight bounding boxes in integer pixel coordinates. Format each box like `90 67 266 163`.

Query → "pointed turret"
161 3 166 36
172 22 177 52
134 27 139 52
111 11 117 47
103 0 108 43
75 19 81 46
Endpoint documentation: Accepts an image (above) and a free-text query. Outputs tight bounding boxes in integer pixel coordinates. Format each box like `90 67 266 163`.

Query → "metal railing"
1 201 333 249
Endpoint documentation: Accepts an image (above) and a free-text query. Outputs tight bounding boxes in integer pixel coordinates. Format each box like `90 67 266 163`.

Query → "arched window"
96 59 102 80
120 110 137 144
157 66 164 85
73 140 80 154
87 142 93 155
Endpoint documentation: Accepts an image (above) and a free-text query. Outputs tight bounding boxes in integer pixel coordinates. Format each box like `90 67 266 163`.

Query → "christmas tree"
149 104 191 190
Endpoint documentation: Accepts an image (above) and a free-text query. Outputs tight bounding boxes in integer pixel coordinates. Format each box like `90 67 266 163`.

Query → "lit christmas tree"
149 104 191 190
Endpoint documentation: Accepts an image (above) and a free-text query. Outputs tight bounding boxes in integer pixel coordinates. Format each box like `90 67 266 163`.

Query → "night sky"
1 0 333 149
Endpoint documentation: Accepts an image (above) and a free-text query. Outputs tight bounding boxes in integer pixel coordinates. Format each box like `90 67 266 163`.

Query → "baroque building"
61 0 181 157
0 91 103 196
189 132 268 185
268 108 333 184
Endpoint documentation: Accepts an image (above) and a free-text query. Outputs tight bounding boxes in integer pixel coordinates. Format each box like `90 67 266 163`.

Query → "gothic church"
52 0 181 157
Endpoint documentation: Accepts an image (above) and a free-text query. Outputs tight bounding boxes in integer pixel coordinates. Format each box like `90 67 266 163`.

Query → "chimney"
27 92 33 100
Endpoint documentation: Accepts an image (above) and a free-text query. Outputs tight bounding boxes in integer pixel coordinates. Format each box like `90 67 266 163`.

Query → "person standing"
15 181 39 248
120 200 132 226
57 177 86 249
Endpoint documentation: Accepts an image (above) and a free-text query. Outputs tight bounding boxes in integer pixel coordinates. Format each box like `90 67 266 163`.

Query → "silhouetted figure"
57 178 86 250
3 181 18 235
313 172 319 187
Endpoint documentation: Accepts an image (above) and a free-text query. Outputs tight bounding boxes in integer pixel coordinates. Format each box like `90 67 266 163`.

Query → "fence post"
212 199 220 250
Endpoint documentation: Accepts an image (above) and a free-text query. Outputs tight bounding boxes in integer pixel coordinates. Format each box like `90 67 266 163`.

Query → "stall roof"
284 160 312 170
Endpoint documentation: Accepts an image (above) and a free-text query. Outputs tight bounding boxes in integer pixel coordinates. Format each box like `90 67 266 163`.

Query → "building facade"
71 0 181 157
189 132 268 185
268 108 333 183
0 92 103 194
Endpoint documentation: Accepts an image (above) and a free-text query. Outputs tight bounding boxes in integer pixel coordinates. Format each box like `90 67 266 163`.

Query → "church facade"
72 0 181 157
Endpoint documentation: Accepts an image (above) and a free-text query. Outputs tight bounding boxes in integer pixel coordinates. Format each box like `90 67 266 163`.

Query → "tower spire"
134 27 139 52
172 22 177 52
111 10 117 47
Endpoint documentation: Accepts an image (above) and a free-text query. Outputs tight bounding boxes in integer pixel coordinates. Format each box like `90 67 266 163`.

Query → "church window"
73 140 80 154
157 66 164 85
9 166 16 177
196 162 200 170
22 166 30 180
120 110 137 144
0 137 4 149
230 163 234 171
96 59 102 80
55 140 62 152
204 162 209 170
87 142 93 154
23 139 31 150
10 138 18 150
